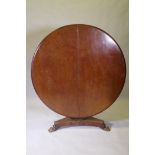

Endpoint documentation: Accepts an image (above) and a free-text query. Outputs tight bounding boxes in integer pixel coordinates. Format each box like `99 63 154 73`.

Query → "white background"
0 0 155 155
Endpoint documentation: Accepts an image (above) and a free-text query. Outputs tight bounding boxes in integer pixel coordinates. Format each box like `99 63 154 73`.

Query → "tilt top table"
31 24 126 132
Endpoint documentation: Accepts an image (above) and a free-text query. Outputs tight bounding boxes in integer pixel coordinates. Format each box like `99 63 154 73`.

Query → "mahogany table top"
31 24 126 118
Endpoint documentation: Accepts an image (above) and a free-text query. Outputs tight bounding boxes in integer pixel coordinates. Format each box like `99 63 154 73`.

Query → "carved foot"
48 125 58 132
99 124 111 131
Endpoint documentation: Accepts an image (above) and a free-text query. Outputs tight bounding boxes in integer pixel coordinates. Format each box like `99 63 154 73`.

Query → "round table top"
31 24 126 118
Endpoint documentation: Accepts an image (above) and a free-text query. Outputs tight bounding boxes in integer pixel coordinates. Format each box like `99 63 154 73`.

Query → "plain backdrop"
26 0 129 155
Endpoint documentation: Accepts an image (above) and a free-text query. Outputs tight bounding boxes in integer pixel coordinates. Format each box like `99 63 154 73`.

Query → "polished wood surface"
31 24 126 118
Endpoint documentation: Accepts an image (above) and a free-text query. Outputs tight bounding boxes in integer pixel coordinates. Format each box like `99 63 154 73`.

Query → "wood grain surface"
31 24 126 118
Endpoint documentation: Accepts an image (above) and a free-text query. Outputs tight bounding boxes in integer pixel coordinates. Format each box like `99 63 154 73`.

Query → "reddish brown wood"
31 24 126 120
48 117 110 132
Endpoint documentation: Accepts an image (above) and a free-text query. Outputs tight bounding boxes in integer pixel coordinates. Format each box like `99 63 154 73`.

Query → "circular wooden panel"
31 24 126 118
